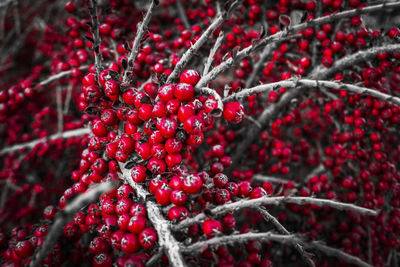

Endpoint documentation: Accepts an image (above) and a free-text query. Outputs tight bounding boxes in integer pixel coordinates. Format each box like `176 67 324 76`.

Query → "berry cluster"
1 0 400 266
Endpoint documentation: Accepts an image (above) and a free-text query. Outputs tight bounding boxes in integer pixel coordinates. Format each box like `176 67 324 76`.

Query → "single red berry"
121 233 140 253
203 219 222 237
223 102 244 123
174 83 194 101
182 174 203 194
155 184 172 205
139 228 158 249
128 216 147 234
180 69 201 85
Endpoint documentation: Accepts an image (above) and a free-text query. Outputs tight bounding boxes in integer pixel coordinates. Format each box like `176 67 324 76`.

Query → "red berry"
203 219 222 237
223 102 244 123
174 83 194 101
139 227 157 249
180 69 201 85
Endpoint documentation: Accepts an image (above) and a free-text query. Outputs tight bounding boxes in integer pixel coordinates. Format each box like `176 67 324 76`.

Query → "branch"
88 0 102 78
182 232 373 267
122 0 156 83
196 2 400 88
309 43 400 79
244 43 275 88
0 127 90 155
36 65 89 88
198 87 223 117
175 0 190 29
227 86 301 171
253 174 299 186
118 162 186 267
224 78 400 106
173 196 378 230
203 31 224 76
29 181 117 267
257 207 315 267
166 0 241 84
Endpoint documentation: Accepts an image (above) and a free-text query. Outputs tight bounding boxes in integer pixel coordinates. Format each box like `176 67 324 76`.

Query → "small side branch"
29 181 117 267
37 65 89 88
175 0 190 29
203 31 224 76
257 207 315 267
0 127 90 155
122 0 157 83
173 196 378 230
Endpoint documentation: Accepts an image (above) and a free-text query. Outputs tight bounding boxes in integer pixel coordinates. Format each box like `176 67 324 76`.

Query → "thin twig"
88 0 103 78
257 207 315 267
37 65 89 88
203 31 224 76
0 127 90 155
56 86 63 135
244 44 275 88
175 0 190 29
0 179 11 210
63 85 73 114
253 174 299 186
166 0 241 84
29 181 117 267
122 0 156 83
182 232 373 267
173 196 378 231
146 247 164 267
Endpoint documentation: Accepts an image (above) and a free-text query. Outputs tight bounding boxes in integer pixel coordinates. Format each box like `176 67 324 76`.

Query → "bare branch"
122 0 157 83
37 65 89 88
224 78 400 106
182 232 373 267
29 181 117 267
203 31 224 76
166 1 241 84
253 174 299 186
197 2 400 88
0 127 90 155
173 196 378 230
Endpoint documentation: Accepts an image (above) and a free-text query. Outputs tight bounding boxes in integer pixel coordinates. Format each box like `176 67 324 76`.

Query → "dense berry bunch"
1 0 400 266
